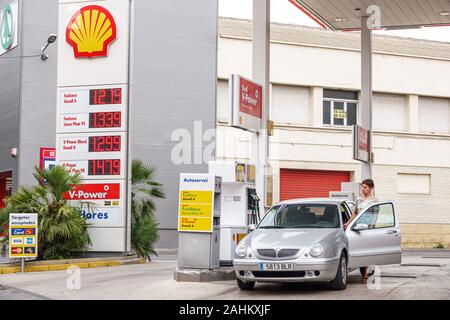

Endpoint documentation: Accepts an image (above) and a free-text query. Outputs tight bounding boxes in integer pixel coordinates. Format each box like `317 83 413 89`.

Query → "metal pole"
252 0 270 213
21 258 24 273
361 6 373 180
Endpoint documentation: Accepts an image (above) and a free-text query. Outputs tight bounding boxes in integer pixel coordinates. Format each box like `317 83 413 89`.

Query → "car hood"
249 228 340 252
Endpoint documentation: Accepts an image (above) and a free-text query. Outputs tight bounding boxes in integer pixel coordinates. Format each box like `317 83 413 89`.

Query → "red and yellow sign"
66 5 117 59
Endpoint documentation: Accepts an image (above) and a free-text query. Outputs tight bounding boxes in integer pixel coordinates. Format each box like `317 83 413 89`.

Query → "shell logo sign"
66 5 117 59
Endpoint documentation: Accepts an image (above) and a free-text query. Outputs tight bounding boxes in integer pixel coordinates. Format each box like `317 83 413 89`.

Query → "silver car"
234 198 402 290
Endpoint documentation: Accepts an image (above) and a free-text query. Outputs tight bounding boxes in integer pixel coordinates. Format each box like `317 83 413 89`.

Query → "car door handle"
387 230 398 235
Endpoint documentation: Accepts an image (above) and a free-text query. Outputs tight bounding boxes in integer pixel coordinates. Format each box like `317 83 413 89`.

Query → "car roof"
276 198 343 206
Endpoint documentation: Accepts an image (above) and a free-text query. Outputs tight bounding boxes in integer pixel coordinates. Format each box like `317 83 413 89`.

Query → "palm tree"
0 166 91 260
131 160 165 260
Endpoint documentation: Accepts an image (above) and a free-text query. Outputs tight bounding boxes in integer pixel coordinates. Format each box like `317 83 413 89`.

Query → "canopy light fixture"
41 34 58 61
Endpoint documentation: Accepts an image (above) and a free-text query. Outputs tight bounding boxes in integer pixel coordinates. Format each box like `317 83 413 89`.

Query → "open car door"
346 202 402 268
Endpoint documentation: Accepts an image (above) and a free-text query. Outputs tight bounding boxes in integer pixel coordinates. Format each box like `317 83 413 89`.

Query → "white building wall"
218 37 450 98
216 33 450 230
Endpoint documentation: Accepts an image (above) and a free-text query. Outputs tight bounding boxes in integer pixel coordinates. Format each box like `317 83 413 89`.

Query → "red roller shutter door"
280 169 350 201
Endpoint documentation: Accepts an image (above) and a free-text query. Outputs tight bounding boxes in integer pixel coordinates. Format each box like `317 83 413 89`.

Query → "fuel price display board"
57 131 127 180
57 0 131 253
56 86 129 229
57 85 128 133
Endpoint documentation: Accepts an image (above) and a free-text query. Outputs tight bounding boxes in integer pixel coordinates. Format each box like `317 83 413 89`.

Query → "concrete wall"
131 0 218 248
18 0 57 186
0 0 21 190
0 0 58 189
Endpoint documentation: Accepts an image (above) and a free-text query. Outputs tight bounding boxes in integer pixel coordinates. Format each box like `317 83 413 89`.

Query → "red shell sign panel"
353 125 370 163
358 127 369 152
66 5 117 59
230 74 263 132
239 77 262 119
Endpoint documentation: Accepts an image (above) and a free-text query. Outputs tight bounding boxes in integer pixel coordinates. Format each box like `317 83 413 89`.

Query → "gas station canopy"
291 0 450 30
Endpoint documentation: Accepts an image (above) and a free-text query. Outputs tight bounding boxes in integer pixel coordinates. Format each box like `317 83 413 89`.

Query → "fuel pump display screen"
88 136 121 152
89 88 122 105
89 112 122 128
88 160 121 176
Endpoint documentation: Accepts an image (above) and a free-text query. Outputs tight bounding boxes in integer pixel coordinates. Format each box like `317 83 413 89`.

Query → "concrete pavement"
0 249 449 300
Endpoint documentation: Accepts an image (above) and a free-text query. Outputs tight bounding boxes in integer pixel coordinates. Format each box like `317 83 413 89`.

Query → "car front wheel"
330 252 347 290
237 278 255 290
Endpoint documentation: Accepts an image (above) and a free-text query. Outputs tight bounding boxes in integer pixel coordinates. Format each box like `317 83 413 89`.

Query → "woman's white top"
355 195 378 214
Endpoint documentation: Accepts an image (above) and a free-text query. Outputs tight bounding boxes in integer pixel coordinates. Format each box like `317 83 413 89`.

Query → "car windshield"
258 204 340 229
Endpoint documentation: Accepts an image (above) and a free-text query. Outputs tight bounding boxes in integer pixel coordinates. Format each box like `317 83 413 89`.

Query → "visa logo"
11 238 23 245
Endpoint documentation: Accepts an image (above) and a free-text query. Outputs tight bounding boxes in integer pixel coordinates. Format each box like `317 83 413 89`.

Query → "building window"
216 79 230 123
418 97 450 135
373 93 406 132
271 84 310 125
323 89 358 127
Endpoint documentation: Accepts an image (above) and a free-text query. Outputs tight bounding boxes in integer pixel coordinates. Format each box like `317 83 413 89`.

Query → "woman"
343 178 378 284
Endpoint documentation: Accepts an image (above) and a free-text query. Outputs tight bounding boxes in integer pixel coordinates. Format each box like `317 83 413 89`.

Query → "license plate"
259 263 294 271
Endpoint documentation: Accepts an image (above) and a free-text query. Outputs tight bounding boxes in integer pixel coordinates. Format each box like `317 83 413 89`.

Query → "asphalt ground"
0 249 449 300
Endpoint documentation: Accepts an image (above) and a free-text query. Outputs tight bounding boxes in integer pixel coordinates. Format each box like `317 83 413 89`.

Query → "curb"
174 267 236 282
0 257 146 274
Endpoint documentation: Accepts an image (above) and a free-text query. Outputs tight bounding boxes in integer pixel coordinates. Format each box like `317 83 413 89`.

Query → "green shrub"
434 243 445 249
0 166 91 260
131 160 165 260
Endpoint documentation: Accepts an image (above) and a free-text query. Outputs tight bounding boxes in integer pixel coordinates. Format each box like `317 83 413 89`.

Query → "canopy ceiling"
290 0 450 30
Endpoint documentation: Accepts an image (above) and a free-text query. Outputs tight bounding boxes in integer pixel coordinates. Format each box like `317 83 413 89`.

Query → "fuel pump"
209 161 261 266
247 189 261 225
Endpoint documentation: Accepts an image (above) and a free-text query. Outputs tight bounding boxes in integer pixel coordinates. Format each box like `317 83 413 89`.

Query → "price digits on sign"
89 88 122 105
88 159 121 176
89 112 122 128
89 136 121 152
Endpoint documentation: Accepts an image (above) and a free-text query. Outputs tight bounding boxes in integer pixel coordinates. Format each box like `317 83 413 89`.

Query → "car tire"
330 252 347 290
359 266 375 277
237 278 255 290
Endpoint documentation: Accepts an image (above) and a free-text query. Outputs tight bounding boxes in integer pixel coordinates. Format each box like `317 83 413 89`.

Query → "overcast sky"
219 0 450 43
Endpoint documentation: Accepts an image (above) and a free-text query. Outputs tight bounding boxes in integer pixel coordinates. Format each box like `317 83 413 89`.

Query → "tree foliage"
0 166 91 260
131 160 165 260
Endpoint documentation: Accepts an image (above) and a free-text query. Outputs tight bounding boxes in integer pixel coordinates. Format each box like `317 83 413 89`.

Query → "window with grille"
323 89 358 127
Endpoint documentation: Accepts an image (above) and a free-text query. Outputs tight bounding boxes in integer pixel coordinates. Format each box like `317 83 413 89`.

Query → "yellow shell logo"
66 5 117 58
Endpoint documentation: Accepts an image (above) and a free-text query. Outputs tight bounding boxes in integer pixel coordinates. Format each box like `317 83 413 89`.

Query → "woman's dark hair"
362 179 375 189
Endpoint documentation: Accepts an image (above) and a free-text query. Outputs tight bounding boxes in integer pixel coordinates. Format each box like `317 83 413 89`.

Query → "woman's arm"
344 211 357 230
344 199 360 230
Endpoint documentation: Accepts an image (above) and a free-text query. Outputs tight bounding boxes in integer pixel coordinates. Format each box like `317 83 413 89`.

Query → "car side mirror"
353 223 369 231
248 224 256 232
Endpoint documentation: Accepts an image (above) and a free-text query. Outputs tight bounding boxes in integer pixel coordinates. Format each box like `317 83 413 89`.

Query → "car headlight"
236 244 249 258
309 243 324 257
